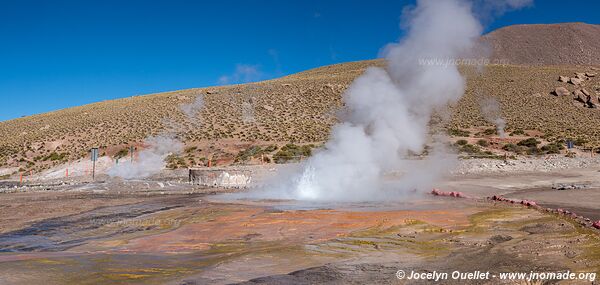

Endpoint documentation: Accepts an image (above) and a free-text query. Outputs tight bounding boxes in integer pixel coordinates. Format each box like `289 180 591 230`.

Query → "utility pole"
91 147 99 180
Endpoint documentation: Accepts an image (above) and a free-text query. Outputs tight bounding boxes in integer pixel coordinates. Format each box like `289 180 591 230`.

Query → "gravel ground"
454 156 600 175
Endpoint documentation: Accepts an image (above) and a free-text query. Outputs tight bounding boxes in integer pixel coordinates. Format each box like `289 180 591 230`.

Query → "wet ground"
0 170 599 284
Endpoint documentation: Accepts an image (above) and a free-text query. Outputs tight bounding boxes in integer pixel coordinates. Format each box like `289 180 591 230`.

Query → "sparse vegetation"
273 144 313 163
235 146 263 162
478 128 497 136
1 61 600 171
165 154 187 169
509 129 525 136
185 146 198 153
43 152 68 162
263 145 278 153
540 141 565 154
457 143 480 154
448 128 470 137
476 139 489 147
502 143 523 154
517 138 540 148
113 148 129 159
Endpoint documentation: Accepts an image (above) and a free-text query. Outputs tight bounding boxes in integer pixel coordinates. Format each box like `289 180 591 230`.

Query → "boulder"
573 90 585 102
581 88 591 96
569 77 583 85
585 72 595 77
262 105 274 111
587 100 597 109
584 93 597 108
558 76 569 82
554 87 570 96
575 72 588 80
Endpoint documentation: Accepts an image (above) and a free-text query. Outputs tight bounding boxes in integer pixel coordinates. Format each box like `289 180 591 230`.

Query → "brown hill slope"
2 23 600 174
482 22 600 65
1 60 599 174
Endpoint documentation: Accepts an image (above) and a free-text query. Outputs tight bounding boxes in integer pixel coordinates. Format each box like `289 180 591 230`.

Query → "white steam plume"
479 97 506 137
107 136 183 179
255 0 482 201
180 93 205 120
474 0 533 23
107 92 204 179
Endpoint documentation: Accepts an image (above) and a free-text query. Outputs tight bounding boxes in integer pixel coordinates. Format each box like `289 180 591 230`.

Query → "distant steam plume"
107 92 204 179
474 0 533 23
180 93 205 121
107 135 183 179
479 97 506 137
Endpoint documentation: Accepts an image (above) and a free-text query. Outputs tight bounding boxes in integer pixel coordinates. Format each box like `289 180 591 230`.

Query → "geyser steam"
107 93 204 179
480 97 506 138
107 135 183 179
267 0 483 201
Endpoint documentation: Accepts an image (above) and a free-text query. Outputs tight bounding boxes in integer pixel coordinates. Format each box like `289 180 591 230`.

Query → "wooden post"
19 173 22 186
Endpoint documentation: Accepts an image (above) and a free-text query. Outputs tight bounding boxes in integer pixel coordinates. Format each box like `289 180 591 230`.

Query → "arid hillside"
482 22 600 65
1 23 600 175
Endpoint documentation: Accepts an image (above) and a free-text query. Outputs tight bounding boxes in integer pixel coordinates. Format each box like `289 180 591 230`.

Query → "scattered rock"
581 88 591 96
553 87 570 96
521 222 574 234
488 235 513 244
573 90 585 102
558 76 569 82
552 183 588 190
569 77 583 85
206 90 217 94
586 95 597 108
575 72 588 80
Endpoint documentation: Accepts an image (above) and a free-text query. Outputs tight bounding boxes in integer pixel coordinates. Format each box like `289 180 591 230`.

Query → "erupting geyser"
267 0 484 201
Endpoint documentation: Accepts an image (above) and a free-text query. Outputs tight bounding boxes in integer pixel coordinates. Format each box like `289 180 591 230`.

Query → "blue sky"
0 0 598 122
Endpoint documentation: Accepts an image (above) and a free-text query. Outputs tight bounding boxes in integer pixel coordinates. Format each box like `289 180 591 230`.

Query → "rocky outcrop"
553 87 570 96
